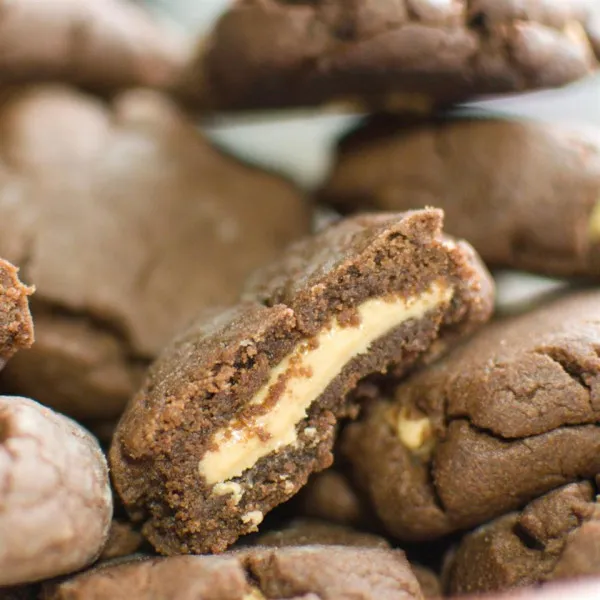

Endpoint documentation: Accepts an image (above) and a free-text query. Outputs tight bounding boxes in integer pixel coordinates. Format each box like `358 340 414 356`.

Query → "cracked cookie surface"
0 259 33 371
0 396 112 586
322 116 600 279
181 0 599 111
0 85 309 420
446 481 600 594
110 210 493 555
43 546 424 600
0 0 188 92
343 289 600 541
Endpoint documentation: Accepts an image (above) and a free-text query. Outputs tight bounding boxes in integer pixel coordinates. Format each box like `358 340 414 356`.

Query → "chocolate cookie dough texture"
0 260 33 371
0 85 309 421
254 520 442 598
446 482 600 595
253 518 391 549
181 0 599 112
343 290 600 542
0 0 188 91
322 117 600 278
0 396 112 586
111 210 494 555
43 546 424 600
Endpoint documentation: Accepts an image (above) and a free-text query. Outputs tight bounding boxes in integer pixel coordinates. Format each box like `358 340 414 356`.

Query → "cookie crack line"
444 414 600 444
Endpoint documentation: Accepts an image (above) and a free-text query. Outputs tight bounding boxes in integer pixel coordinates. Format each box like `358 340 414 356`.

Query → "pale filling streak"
199 282 453 485
589 199 600 242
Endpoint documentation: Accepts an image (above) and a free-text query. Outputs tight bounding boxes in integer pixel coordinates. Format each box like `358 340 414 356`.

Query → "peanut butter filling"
200 282 453 485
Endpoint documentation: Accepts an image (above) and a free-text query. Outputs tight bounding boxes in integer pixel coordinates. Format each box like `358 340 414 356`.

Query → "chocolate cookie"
0 85 309 421
295 468 375 528
254 519 442 598
110 210 494 555
322 116 600 279
342 289 600 541
0 260 33 371
0 396 112 586
446 481 600 595
253 518 391 549
0 0 187 92
181 0 599 112
98 520 144 562
43 546 424 600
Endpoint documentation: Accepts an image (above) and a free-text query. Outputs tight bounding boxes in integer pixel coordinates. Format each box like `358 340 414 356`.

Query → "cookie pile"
0 1 599 599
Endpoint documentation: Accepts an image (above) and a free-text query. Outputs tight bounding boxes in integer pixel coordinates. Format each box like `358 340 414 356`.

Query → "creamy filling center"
199 282 453 485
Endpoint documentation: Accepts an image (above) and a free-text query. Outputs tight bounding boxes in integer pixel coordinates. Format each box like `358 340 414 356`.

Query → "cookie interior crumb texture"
0 259 34 370
199 281 452 486
110 209 494 555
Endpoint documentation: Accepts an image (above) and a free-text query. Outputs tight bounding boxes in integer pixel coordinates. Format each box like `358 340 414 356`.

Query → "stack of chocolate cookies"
1 1 600 599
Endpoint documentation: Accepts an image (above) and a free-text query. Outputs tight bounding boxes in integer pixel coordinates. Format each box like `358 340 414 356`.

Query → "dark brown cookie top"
0 85 309 420
252 518 390 549
43 546 423 600
0 396 112 587
180 0 599 112
0 259 33 369
343 289 600 541
446 482 600 595
322 116 600 279
0 0 188 92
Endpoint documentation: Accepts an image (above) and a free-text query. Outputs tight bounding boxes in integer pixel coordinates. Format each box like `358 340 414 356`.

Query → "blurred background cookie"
321 116 600 279
178 0 599 113
0 0 188 93
0 85 309 422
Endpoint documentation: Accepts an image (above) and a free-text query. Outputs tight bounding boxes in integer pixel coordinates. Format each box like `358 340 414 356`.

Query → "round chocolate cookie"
0 396 112 586
253 519 442 598
0 260 33 371
43 546 424 600
342 289 600 542
321 116 600 279
180 0 599 112
110 210 494 555
253 518 391 549
0 85 309 421
446 481 600 595
0 0 187 92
